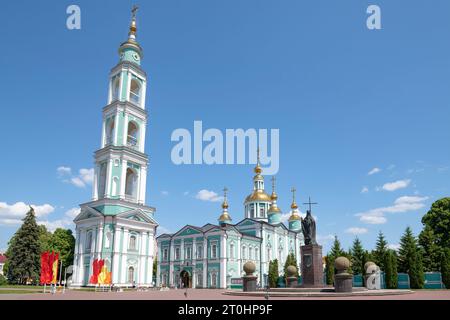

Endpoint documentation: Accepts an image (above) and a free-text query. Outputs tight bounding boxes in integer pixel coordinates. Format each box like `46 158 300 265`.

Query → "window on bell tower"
112 76 120 102
125 168 137 201
127 121 139 149
130 79 141 105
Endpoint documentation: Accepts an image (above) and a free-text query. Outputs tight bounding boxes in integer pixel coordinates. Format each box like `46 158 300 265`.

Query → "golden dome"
288 212 302 221
219 213 231 222
271 191 278 201
268 204 281 213
245 190 272 202
254 164 262 174
291 201 298 210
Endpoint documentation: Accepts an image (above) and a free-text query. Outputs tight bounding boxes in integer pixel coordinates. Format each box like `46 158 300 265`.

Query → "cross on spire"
223 187 228 199
291 187 296 202
303 196 318 212
271 176 276 191
131 5 139 18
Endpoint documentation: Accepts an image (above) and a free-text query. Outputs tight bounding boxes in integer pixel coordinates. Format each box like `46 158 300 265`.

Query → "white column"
78 230 86 285
105 159 113 198
123 113 129 146
114 110 120 145
141 79 147 109
138 166 147 205
139 232 147 285
96 224 104 259
101 117 106 148
120 159 127 199
139 121 146 153
203 238 207 287
112 226 121 284
92 165 99 200
220 236 227 288
121 229 129 283
169 240 174 286
147 231 154 286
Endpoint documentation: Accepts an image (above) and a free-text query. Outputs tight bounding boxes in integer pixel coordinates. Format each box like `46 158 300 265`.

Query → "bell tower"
93 6 149 204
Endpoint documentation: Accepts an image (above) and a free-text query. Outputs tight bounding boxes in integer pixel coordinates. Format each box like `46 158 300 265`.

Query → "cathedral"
156 159 304 289
72 9 158 287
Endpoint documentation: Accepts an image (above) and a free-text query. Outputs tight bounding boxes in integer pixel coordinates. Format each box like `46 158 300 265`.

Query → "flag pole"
59 258 63 289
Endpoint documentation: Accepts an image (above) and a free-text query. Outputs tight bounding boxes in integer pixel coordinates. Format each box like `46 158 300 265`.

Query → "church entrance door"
180 270 191 288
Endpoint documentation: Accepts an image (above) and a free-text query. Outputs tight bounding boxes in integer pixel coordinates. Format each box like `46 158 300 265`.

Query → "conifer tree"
283 253 298 277
268 259 279 288
350 237 365 275
385 250 398 289
325 255 334 285
398 227 424 289
373 231 388 272
6 207 41 284
325 236 344 284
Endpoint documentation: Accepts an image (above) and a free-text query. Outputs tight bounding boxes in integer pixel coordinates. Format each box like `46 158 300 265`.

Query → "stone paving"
0 288 449 300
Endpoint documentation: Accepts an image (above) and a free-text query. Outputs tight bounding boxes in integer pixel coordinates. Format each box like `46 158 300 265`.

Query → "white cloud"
57 166 72 176
345 227 368 235
368 167 381 175
195 190 223 202
317 234 335 245
356 195 428 225
388 243 401 251
0 202 54 220
381 179 411 191
65 207 80 219
157 226 172 235
38 218 73 232
361 187 369 194
57 166 94 188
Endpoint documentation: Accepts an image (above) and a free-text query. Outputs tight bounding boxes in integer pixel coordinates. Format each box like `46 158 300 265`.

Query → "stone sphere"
334 256 350 271
286 265 297 277
243 261 256 275
364 261 376 271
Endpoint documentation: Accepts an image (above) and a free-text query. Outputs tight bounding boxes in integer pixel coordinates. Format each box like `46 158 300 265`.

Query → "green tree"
283 253 298 277
373 231 388 272
325 236 344 284
421 197 450 249
0 274 7 286
48 228 75 270
268 259 279 288
441 248 450 289
153 258 157 276
6 207 41 284
38 225 52 253
350 237 365 275
398 227 424 289
418 225 441 272
385 250 398 289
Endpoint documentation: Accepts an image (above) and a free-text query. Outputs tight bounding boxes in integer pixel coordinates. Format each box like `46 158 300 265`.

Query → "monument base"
286 276 298 288
301 244 323 288
242 276 257 292
334 274 353 293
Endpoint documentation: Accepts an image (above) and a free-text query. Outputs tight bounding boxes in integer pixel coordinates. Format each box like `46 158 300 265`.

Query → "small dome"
243 261 256 275
218 213 231 222
271 191 278 201
286 265 297 277
291 201 298 210
334 256 351 271
254 164 262 174
222 200 229 209
268 204 281 213
288 212 302 221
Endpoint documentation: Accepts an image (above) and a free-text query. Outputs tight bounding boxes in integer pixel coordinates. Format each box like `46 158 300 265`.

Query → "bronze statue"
302 210 317 245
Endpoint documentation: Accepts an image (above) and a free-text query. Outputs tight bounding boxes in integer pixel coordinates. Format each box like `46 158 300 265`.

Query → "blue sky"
1 0 449 253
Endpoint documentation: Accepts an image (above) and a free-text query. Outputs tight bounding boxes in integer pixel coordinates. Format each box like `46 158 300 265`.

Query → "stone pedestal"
334 274 353 293
242 276 257 292
286 277 298 288
301 244 323 288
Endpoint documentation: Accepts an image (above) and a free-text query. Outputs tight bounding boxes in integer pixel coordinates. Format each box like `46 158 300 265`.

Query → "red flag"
89 259 105 284
40 252 50 284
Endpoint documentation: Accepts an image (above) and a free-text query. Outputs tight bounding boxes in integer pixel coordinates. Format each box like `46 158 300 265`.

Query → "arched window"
211 272 217 287
129 235 137 250
127 121 139 149
242 245 246 260
112 176 119 197
130 79 141 105
125 168 137 200
249 247 253 260
105 231 112 249
255 248 259 260
128 266 135 283
98 163 107 198
112 76 120 101
106 118 115 145
85 232 93 251
230 243 234 259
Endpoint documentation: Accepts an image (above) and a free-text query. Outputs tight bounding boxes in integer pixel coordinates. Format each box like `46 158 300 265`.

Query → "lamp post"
264 273 269 300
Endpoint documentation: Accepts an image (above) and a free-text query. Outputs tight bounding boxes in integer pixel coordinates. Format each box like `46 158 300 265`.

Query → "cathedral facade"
156 161 304 289
71 10 158 287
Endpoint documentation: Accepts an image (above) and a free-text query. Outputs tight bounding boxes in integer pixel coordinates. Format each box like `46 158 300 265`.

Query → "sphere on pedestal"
334 256 350 273
286 265 297 277
364 261 376 272
243 261 256 276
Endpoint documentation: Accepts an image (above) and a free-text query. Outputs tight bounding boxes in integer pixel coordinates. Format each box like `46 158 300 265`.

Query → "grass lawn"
0 290 39 294
0 285 45 289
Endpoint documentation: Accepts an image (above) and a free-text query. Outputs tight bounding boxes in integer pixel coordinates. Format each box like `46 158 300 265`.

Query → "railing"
127 135 139 150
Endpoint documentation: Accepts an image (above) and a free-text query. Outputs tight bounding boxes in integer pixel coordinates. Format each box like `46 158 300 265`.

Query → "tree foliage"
421 197 450 249
418 225 441 272
398 227 424 289
6 207 41 284
325 235 344 284
350 237 365 275
373 231 388 272
441 248 450 289
268 259 279 288
48 228 75 270
283 253 298 277
385 250 398 289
